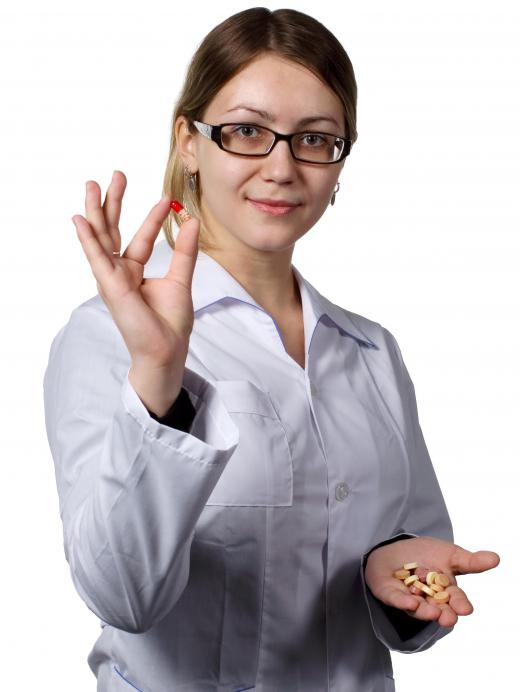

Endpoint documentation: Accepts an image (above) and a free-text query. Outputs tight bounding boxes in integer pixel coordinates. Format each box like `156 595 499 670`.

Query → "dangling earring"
330 180 340 206
184 165 198 193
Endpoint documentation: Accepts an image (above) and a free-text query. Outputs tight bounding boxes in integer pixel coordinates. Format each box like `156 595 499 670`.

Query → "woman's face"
178 52 347 256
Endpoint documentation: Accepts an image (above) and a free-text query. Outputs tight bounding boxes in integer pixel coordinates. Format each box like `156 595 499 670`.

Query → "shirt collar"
145 240 378 350
291 265 379 350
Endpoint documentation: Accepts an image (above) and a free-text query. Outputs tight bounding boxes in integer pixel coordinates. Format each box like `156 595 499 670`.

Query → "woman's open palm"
72 171 200 370
364 535 500 629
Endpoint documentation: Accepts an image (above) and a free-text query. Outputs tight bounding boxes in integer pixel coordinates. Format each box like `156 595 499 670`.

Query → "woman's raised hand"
72 170 200 414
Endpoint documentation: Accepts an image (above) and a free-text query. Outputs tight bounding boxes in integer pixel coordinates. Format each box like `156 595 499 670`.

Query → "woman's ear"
174 116 199 173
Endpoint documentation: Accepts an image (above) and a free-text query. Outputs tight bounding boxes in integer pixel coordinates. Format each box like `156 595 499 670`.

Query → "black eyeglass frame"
191 120 352 164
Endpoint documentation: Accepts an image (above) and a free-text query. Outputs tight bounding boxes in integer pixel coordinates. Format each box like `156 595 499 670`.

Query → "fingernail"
170 199 192 224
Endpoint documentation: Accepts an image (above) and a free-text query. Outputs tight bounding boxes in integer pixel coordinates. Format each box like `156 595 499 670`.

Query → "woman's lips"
247 199 300 216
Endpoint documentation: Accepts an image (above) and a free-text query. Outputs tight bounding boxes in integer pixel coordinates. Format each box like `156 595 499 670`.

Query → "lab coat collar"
145 241 378 350
292 264 379 350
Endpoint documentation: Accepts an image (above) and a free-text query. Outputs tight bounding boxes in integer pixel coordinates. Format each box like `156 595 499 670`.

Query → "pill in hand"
416 582 436 597
426 571 439 586
404 574 419 586
393 561 452 606
393 569 411 580
434 573 450 588
433 591 450 604
414 566 429 583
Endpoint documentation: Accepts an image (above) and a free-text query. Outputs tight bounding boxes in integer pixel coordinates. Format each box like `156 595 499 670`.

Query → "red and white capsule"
170 199 192 224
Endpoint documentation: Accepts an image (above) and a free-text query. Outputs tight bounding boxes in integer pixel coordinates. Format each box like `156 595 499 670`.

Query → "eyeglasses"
192 120 351 164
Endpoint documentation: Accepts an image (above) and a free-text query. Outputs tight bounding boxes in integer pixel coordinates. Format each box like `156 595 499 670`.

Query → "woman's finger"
73 214 116 284
376 580 465 626
378 584 442 621
402 594 460 627
432 602 458 628
407 597 445 622
377 583 418 611
103 170 127 249
164 214 200 291
85 180 115 256
122 197 173 266
450 547 500 576
441 584 474 616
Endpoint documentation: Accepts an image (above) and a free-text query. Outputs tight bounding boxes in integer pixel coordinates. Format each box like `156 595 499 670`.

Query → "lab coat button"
309 382 318 396
335 482 350 501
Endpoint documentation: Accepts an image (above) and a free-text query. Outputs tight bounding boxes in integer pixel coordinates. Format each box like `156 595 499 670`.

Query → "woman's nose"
259 138 298 182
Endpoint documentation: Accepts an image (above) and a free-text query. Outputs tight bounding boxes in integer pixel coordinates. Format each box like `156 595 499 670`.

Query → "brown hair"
161 7 358 251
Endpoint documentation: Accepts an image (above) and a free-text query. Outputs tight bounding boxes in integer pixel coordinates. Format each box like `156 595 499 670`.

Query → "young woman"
43 8 499 691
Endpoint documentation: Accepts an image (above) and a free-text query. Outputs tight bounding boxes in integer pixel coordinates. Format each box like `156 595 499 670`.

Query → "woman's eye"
301 133 326 146
233 125 259 138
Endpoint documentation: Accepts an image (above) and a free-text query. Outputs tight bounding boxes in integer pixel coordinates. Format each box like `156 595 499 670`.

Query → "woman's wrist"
128 362 183 418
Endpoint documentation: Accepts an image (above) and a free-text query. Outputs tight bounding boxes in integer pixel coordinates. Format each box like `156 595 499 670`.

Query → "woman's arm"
360 328 455 653
43 300 238 634
360 328 499 652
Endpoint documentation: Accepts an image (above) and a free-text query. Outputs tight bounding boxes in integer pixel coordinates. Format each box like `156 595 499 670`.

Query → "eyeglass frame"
191 120 352 164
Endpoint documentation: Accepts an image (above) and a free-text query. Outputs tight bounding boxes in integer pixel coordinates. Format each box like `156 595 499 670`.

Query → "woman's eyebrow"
224 105 340 128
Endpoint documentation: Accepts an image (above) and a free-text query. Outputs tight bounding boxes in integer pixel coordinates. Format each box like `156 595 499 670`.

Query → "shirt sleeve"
43 299 239 634
359 328 455 653
146 386 197 432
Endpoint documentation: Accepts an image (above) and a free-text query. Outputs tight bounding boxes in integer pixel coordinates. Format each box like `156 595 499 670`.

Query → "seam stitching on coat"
113 665 145 691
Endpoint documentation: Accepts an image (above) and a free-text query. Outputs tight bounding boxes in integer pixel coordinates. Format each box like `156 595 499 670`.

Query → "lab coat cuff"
122 366 239 464
361 533 454 652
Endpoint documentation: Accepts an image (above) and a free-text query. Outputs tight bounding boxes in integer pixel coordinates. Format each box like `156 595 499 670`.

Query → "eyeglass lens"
220 124 345 162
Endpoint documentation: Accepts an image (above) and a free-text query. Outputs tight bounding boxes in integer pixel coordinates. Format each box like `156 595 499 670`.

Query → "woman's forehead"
205 55 344 126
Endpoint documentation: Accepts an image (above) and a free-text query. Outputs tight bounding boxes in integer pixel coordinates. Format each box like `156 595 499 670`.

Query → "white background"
0 0 517 689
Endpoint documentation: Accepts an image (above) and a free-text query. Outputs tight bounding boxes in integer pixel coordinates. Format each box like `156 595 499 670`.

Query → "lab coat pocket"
205 379 293 506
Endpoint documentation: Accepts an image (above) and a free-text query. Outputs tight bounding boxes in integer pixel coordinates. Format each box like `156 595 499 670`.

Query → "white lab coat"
43 240 454 692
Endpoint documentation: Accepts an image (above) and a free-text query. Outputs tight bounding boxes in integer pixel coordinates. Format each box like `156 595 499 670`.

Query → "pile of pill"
393 562 451 604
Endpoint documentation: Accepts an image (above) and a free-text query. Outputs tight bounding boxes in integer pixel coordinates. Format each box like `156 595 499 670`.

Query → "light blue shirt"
43 240 454 691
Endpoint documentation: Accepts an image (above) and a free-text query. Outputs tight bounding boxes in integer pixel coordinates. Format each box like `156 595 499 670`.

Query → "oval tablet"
433 591 450 603
417 582 435 597
434 574 450 588
404 574 419 586
393 569 411 580
403 562 419 570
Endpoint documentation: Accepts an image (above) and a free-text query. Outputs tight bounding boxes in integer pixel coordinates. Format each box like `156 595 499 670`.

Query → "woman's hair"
161 7 358 252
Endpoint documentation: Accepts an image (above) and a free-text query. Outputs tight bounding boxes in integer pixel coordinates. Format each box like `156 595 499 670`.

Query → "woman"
43 7 499 691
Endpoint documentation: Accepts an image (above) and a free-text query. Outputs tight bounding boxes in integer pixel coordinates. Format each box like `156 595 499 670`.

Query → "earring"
184 165 198 193
330 181 340 206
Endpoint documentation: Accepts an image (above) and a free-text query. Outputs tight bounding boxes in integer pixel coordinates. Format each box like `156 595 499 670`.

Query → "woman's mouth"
247 199 300 216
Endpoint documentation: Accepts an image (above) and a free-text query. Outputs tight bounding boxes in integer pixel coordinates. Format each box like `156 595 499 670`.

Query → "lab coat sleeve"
147 386 197 431
360 328 455 653
43 299 239 634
